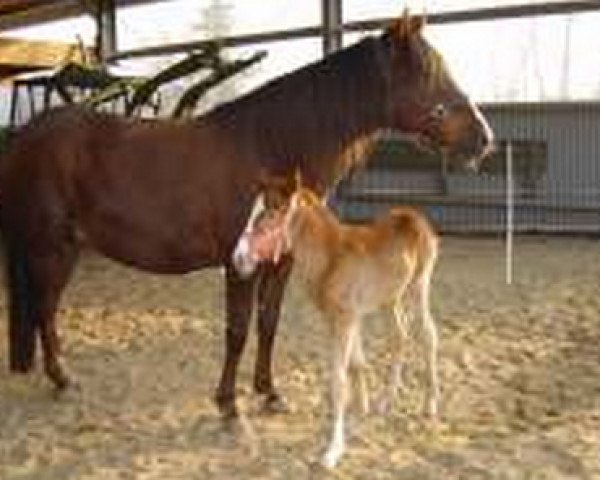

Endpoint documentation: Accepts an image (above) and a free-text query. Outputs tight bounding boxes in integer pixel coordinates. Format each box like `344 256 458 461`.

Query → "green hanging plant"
125 42 222 116
172 50 266 118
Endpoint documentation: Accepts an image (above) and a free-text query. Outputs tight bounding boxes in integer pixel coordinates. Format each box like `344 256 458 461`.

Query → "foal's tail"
3 236 38 372
388 206 439 280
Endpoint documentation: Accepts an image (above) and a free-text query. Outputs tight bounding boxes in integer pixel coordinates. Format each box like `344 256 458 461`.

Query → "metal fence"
332 102 600 234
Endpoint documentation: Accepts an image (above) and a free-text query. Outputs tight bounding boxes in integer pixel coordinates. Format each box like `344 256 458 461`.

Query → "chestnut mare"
0 14 492 417
232 182 439 468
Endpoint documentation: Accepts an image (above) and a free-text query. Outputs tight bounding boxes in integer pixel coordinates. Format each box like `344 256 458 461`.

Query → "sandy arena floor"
1 237 600 479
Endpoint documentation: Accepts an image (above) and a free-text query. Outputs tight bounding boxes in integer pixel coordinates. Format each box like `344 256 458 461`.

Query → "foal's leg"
376 298 411 414
322 316 358 469
391 298 410 392
416 276 439 418
215 265 256 418
254 257 293 413
349 327 369 415
30 244 78 390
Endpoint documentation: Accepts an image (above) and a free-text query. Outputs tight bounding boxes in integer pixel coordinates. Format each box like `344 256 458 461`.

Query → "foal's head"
232 178 322 277
379 10 494 170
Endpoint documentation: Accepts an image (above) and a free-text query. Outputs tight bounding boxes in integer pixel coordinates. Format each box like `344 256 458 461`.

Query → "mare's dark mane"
205 37 389 186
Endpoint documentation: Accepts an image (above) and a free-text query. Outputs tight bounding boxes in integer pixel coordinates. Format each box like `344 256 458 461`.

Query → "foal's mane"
294 187 341 232
205 36 389 188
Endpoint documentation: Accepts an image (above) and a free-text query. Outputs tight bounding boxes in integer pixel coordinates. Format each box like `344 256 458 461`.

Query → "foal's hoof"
375 394 392 415
424 399 439 420
260 393 291 415
321 448 343 470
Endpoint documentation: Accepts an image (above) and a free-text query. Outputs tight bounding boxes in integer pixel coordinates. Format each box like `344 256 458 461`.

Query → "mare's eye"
433 103 447 119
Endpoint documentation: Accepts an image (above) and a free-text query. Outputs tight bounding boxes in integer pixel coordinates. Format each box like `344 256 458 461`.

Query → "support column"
321 0 343 55
95 0 117 65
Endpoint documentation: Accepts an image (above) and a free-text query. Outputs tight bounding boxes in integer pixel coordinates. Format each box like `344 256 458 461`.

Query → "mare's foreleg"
215 265 256 418
254 257 293 413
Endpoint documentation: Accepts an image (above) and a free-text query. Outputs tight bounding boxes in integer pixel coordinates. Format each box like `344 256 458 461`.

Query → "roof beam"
350 1 600 31
0 36 90 70
0 0 163 32
0 0 81 31
111 1 600 61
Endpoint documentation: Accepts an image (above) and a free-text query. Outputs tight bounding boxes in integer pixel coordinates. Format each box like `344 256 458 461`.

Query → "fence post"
506 141 514 285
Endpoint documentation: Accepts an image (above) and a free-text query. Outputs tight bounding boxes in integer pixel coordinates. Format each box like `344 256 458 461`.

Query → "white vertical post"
506 141 514 285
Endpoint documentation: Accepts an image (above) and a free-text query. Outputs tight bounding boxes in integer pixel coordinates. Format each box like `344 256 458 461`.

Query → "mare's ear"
388 9 425 41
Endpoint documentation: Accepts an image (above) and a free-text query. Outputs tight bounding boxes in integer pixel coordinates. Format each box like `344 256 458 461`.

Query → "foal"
232 186 440 468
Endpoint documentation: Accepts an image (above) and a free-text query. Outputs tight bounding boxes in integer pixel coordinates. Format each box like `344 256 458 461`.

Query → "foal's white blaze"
232 194 266 277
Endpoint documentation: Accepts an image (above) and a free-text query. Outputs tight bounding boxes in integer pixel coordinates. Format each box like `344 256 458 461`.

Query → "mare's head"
232 174 320 277
378 11 494 169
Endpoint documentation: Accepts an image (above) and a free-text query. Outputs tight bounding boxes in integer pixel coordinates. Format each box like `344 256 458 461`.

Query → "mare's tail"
1 128 48 373
4 236 38 372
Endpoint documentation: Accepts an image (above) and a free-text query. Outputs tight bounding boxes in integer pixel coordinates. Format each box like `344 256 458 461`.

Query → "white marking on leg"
232 235 256 278
231 194 266 276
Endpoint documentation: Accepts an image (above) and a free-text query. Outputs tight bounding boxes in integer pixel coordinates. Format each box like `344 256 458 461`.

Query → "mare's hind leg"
29 245 78 390
254 257 293 413
215 264 256 418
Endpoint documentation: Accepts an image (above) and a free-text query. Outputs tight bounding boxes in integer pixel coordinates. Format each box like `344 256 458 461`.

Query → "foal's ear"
257 169 289 190
294 168 303 191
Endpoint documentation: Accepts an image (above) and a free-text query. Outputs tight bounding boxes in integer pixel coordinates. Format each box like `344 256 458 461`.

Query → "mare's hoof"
214 393 239 420
52 375 72 391
51 376 82 401
48 367 78 393
261 393 291 415
219 404 240 420
53 383 82 401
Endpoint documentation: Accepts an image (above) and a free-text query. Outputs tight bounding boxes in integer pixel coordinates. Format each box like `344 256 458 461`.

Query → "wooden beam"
111 1 600 60
347 1 600 32
0 36 90 69
0 0 163 32
339 189 600 214
0 1 81 31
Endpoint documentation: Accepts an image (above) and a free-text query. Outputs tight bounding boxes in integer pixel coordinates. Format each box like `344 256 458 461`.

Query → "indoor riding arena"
1 2 600 479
